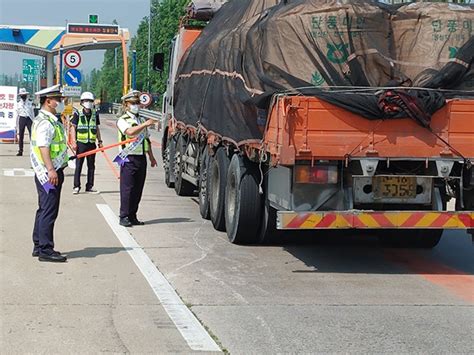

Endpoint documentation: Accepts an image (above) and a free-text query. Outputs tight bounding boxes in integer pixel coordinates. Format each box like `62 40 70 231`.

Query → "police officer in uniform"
16 88 35 156
30 85 68 262
116 90 157 227
71 91 103 194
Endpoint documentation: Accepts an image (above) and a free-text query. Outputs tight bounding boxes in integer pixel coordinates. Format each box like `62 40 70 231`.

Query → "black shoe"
119 217 132 227
85 188 99 194
130 217 145 226
16 151 23 156
38 253 67 262
33 250 61 257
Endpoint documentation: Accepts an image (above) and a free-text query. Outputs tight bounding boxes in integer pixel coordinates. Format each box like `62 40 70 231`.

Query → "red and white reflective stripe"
278 211 474 230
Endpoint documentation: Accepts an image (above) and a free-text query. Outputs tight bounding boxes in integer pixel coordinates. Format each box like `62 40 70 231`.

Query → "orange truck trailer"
158 3 474 248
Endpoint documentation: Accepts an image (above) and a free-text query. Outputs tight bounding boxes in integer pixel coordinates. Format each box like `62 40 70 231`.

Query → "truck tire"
164 135 176 188
461 189 474 210
225 155 262 244
174 134 195 196
209 148 230 231
258 198 282 245
379 229 443 249
198 148 211 220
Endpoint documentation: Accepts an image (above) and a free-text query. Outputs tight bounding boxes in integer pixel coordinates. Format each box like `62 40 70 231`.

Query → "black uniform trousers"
74 142 96 190
18 116 32 153
120 155 147 219
32 169 64 255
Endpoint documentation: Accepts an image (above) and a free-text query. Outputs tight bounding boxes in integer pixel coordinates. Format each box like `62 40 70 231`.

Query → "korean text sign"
0 86 18 139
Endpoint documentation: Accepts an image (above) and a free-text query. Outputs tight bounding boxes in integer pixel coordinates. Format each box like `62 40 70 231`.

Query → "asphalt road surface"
1 114 472 354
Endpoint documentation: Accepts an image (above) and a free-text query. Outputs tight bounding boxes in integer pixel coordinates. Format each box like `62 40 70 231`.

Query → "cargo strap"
30 150 67 193
113 132 145 166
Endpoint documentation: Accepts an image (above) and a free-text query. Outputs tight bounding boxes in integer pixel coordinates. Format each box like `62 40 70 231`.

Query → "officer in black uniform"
30 85 68 262
70 91 103 194
116 90 157 227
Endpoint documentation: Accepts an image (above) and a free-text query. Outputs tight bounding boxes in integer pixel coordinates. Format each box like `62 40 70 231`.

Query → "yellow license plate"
373 176 417 199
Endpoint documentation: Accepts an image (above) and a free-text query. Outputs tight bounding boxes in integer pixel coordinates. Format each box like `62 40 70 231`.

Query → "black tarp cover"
173 0 474 145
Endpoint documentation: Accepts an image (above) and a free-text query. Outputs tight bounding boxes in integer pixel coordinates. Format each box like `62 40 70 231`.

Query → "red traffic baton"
69 138 137 160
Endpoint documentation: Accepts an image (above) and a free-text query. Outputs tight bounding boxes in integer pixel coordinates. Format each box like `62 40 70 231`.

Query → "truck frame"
158 22 474 248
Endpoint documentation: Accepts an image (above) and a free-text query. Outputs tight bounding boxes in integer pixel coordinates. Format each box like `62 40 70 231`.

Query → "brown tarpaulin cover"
174 0 474 145
393 2 474 90
187 0 228 21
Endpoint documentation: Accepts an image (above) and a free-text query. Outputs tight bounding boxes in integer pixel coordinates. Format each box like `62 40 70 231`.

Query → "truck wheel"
461 189 474 210
174 134 195 196
258 199 282 245
225 155 262 244
379 229 443 249
198 148 211 220
412 230 443 248
209 148 230 231
164 135 176 188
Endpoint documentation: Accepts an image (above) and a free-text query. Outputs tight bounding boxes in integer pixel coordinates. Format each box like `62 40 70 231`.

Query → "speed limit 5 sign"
140 93 153 108
64 50 81 68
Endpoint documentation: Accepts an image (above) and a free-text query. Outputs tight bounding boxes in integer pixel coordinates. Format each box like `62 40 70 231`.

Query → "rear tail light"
294 165 338 184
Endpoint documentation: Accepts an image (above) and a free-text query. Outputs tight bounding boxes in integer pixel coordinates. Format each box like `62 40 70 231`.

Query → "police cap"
35 84 65 98
121 90 141 103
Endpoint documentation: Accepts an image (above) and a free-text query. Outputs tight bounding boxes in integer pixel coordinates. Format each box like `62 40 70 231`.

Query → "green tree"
131 0 190 95
94 3 190 104
89 68 102 97
97 46 124 103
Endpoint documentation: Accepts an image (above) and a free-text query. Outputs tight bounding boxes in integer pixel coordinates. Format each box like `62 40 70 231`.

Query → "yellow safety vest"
76 110 97 143
31 111 68 169
118 113 149 155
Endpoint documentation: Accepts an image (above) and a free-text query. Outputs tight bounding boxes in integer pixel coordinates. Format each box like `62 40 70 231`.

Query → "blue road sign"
64 68 82 87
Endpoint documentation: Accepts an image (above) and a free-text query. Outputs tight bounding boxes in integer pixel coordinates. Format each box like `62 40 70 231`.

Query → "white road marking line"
3 168 35 177
96 204 221 352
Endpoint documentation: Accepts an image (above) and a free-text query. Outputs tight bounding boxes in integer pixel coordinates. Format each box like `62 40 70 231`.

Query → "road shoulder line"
96 203 221 352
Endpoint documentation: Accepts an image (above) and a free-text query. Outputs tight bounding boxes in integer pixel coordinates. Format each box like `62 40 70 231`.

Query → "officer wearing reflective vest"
30 85 68 262
115 90 157 227
71 91 102 194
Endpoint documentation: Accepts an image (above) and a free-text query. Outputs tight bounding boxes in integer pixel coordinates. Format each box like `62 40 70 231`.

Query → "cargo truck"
156 0 474 247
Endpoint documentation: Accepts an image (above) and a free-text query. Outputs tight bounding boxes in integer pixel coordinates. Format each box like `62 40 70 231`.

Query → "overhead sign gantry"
0 24 130 93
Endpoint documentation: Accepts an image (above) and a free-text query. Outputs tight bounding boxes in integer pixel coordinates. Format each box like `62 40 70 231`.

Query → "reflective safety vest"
76 110 97 143
118 113 150 155
31 111 68 170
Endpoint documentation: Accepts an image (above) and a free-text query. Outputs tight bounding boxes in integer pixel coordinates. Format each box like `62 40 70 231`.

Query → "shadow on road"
145 217 193 225
95 190 120 194
65 247 130 259
277 231 474 275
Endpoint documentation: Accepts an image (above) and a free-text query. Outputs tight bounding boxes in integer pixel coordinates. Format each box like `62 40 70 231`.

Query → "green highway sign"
22 59 40 83
89 14 99 24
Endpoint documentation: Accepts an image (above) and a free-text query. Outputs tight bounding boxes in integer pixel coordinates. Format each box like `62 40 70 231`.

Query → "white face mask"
129 104 139 114
82 102 93 110
55 101 65 114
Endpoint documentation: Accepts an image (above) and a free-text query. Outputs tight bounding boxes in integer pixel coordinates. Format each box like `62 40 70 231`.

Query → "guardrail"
111 103 163 122
111 103 162 131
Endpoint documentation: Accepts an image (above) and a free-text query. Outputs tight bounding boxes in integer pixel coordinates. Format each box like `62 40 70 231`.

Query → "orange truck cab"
161 25 202 186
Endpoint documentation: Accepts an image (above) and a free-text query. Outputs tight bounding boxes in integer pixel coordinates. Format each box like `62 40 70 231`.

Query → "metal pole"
120 34 129 95
59 46 64 86
147 0 151 91
132 50 137 90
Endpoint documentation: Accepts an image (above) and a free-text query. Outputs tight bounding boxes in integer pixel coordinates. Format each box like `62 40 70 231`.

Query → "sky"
0 0 150 76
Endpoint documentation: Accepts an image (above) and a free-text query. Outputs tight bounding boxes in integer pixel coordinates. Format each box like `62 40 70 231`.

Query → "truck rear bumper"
277 211 474 230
